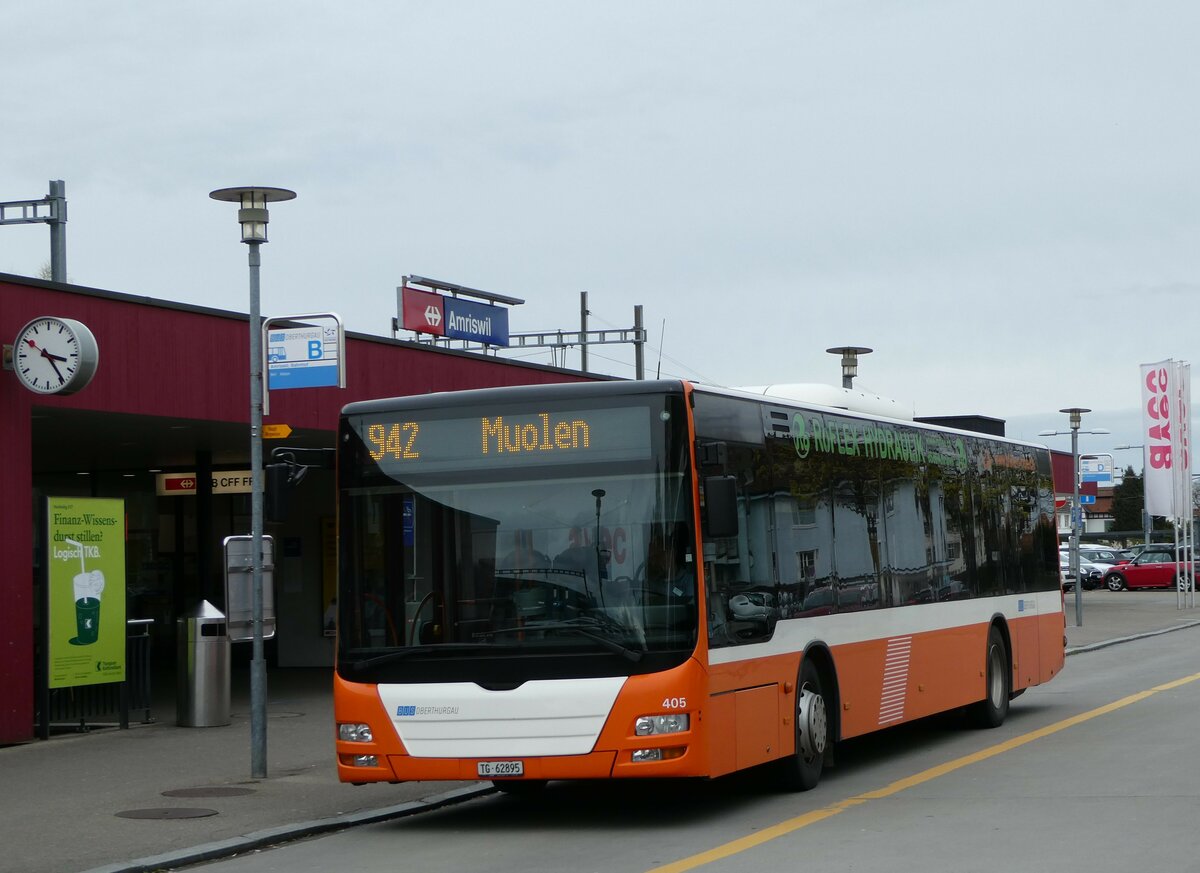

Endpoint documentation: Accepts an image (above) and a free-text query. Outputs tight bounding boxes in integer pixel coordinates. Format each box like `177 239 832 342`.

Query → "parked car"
1103 547 1199 591
1077 546 1129 566
1117 545 1150 562
1060 558 1104 591
1059 547 1120 572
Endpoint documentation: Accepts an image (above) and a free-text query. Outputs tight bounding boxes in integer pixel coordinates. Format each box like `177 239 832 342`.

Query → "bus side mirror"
703 476 739 539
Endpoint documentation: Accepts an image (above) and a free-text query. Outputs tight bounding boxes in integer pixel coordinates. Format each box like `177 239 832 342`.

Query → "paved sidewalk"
1062 588 1200 651
3 592 1197 873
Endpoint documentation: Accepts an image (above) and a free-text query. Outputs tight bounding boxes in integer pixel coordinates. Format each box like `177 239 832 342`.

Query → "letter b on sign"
308 340 322 359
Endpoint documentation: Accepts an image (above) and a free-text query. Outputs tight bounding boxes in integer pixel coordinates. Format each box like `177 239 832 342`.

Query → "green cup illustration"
74 596 101 645
66 538 105 647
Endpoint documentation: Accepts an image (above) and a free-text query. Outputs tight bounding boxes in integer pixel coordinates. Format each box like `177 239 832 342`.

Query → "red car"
1103 547 1199 591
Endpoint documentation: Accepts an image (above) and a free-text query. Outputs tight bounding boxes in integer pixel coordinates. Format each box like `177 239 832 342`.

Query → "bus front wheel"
778 657 830 791
968 625 1010 729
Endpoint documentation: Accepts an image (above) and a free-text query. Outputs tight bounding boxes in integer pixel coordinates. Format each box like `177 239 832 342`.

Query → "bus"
333 379 1065 792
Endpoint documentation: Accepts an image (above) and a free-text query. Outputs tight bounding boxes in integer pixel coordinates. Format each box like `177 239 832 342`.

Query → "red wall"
0 275 594 742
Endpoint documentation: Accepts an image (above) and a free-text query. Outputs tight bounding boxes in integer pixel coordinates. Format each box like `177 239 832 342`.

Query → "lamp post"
1113 444 1151 548
209 186 296 779
1040 409 1109 628
826 346 873 389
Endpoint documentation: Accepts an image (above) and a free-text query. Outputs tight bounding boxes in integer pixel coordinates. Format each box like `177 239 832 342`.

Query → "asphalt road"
177 628 1200 873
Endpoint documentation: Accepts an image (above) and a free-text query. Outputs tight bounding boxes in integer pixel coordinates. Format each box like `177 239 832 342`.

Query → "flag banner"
1140 360 1191 518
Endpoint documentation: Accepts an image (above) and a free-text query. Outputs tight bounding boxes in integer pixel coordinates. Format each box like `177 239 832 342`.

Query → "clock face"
13 317 100 395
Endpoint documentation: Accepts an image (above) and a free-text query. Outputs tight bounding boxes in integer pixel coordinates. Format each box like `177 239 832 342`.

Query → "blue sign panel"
443 297 509 346
402 496 415 546
267 325 340 390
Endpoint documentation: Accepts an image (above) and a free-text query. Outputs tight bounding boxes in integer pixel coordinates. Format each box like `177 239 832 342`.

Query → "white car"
1059 557 1105 590
1060 549 1116 575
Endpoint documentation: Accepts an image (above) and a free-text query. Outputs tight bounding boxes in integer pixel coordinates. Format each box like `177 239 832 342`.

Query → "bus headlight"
632 747 686 763
338 722 374 742
635 714 689 736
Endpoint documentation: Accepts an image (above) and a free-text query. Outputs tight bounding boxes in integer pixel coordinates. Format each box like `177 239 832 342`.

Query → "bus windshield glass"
337 389 697 684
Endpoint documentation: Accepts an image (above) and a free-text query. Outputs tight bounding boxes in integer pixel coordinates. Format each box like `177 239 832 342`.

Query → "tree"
1110 466 1145 534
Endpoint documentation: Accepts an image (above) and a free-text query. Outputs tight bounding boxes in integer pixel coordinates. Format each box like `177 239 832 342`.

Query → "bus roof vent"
735 383 913 420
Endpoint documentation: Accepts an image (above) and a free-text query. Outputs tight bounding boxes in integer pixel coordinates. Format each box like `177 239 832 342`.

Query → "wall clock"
12 316 100 395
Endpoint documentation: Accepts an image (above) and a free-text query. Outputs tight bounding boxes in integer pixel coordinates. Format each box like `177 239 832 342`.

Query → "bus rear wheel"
778 657 830 791
968 626 1010 729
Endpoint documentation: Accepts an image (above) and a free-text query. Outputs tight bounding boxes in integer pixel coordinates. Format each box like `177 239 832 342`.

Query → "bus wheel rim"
797 684 827 759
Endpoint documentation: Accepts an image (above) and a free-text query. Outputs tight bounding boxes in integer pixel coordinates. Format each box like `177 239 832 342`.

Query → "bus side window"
703 444 778 646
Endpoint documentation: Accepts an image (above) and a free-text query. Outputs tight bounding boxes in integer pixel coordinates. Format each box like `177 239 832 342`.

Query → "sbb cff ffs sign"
401 286 510 346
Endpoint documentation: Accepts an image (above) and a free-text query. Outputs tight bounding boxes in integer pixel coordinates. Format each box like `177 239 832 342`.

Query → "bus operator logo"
792 413 811 459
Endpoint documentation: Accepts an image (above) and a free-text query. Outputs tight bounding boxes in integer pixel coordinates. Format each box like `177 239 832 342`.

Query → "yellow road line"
649 671 1200 873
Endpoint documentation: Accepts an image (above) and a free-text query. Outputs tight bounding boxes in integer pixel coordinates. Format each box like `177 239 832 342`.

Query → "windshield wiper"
482 618 643 662
349 643 497 672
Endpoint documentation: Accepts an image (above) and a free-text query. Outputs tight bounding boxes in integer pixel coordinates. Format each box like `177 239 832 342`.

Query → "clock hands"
23 339 70 383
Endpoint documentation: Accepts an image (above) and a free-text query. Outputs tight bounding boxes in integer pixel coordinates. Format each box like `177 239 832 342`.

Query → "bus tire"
778 657 830 791
492 779 548 796
968 625 1010 729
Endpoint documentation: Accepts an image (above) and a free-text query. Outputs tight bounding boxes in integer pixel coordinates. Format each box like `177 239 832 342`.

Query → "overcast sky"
2 1 1195 461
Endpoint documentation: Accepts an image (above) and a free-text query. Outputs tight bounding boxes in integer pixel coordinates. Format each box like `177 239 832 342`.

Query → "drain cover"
116 807 218 820
162 787 256 798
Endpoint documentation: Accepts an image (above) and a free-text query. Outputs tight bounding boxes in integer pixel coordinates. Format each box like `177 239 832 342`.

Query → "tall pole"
1070 423 1082 628
634 304 645 380
580 291 588 374
48 180 67 283
248 241 267 779
211 185 294 781
0 179 67 283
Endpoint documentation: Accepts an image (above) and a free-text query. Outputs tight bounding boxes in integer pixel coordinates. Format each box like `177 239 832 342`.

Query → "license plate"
477 760 524 778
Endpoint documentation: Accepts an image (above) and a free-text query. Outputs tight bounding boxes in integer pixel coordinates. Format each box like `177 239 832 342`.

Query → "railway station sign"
401 285 510 347
157 471 254 496
444 296 509 345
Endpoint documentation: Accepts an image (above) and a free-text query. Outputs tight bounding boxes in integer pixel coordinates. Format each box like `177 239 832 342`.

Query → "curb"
79 784 496 873
1065 619 1200 656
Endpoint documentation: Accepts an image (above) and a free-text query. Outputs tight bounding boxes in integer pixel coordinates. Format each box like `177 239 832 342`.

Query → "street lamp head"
1058 407 1091 430
210 186 296 244
826 346 873 388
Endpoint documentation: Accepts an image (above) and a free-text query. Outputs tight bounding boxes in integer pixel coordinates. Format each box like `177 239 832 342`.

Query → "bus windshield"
337 388 697 684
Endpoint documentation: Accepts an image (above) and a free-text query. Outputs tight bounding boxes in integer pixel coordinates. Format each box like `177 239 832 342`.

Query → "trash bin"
177 600 231 727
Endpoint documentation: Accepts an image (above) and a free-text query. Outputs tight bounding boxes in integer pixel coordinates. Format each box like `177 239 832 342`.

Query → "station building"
0 272 595 744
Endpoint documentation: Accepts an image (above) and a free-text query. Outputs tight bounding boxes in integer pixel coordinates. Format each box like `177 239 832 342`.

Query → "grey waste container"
177 600 231 727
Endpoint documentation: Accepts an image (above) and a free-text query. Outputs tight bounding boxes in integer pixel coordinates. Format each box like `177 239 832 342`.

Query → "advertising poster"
47 497 126 688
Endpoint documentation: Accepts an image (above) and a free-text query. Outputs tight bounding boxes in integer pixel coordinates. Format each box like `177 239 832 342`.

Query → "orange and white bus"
334 379 1065 792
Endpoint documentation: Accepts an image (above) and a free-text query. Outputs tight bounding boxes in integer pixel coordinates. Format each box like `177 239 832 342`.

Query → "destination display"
352 405 652 474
